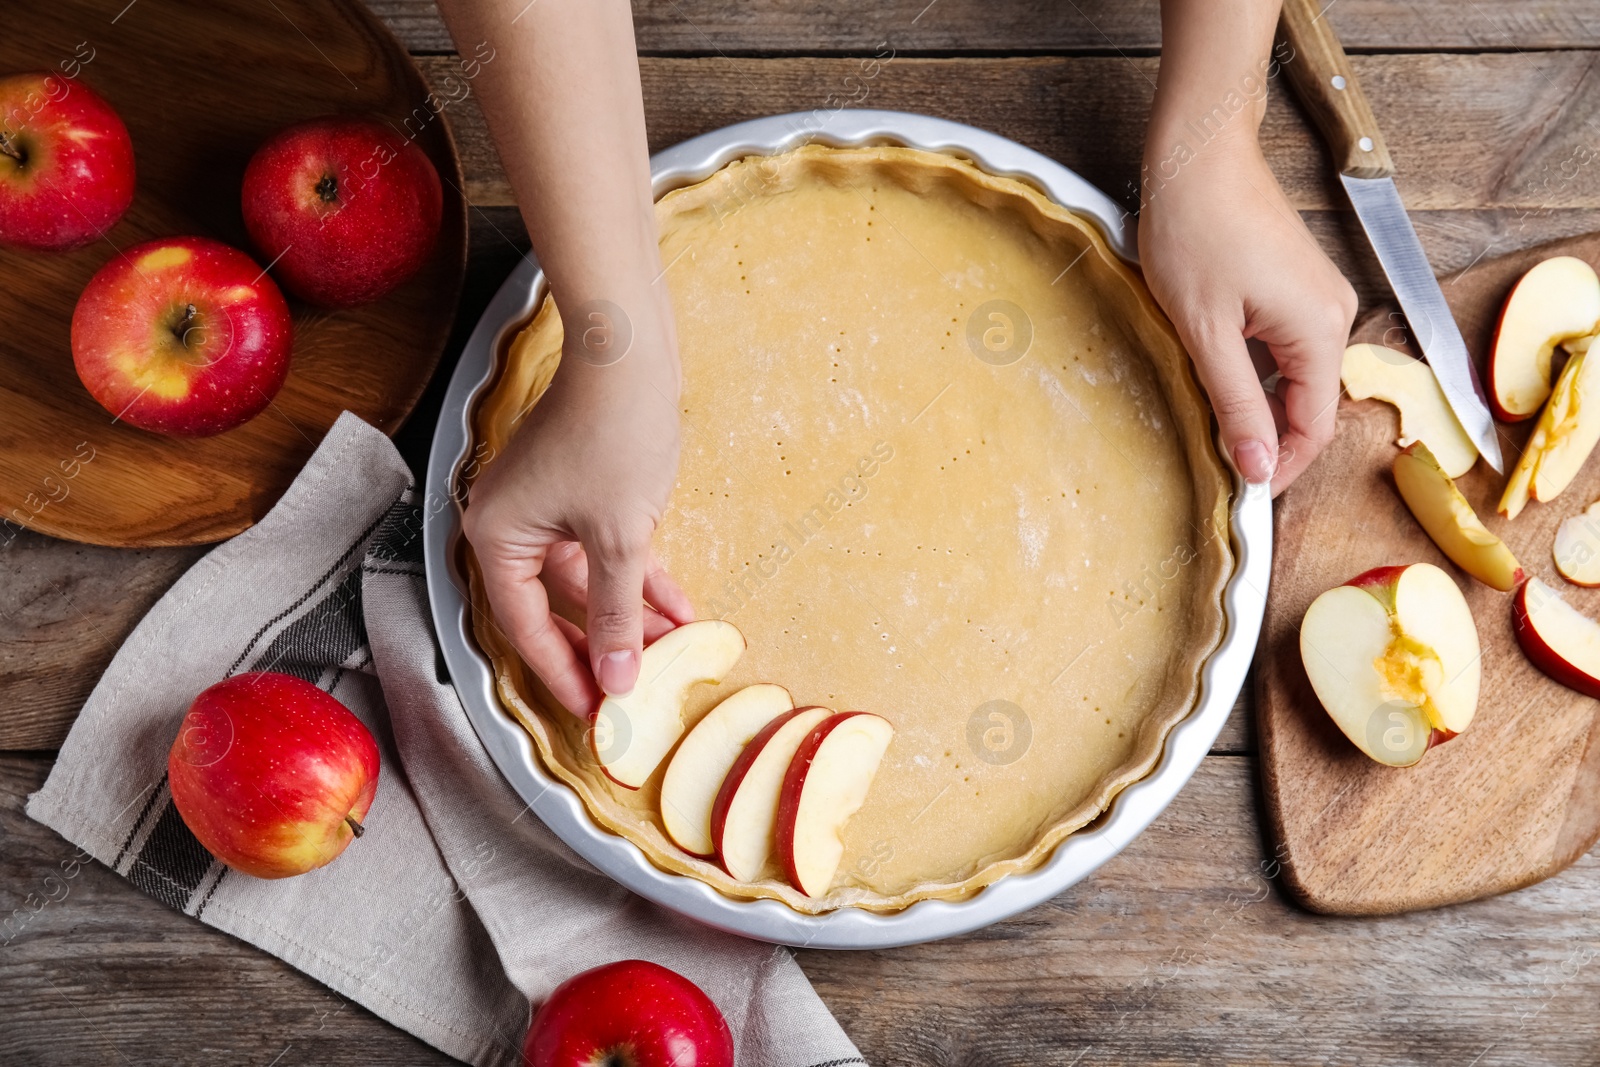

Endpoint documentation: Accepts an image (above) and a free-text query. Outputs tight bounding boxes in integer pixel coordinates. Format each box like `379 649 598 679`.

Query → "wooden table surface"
6 3 1600 1064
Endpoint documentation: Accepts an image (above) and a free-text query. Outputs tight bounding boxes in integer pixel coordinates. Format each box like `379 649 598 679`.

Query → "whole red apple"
71 235 293 435
525 960 734 1067
0 72 135 250
168 671 379 879
241 116 442 308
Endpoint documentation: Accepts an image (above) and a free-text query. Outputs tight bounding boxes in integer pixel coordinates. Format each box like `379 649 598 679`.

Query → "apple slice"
1498 348 1600 518
1489 256 1600 421
1299 563 1481 767
1392 442 1524 591
1512 578 1600 698
776 712 895 898
1554 502 1600 586
659 683 795 857
591 620 746 790
710 706 832 882
1342 343 1478 477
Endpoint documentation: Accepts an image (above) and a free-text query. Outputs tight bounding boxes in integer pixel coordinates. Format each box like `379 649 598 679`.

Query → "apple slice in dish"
1392 442 1524 591
1498 348 1600 519
1489 256 1600 422
1342 343 1478 477
660 683 794 857
1554 502 1600 586
710 706 832 882
777 712 895 898
591 620 746 790
1512 578 1600 698
1300 563 1481 767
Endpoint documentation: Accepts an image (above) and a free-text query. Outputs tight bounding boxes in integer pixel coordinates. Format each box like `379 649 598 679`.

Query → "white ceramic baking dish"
423 109 1271 949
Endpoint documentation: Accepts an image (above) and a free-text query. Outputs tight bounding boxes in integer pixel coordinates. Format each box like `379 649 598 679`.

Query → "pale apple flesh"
591 620 746 790
1299 563 1481 767
710 705 832 882
1489 256 1600 422
1554 502 1600 587
1511 578 1600 699
1392 442 1524 591
1498 348 1600 518
1342 343 1479 477
660 683 794 857
776 711 895 898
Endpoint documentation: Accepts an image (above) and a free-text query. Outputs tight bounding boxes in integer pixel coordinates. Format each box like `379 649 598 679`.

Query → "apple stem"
171 304 197 345
316 174 338 203
344 815 365 838
0 132 21 163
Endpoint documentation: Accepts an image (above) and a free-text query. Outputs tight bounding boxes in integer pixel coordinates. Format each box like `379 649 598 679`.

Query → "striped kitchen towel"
27 411 865 1067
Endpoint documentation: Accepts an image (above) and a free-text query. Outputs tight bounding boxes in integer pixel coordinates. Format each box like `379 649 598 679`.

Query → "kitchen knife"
1277 0 1503 473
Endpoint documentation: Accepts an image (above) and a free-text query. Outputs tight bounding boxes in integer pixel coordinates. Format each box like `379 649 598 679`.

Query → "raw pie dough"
467 145 1233 914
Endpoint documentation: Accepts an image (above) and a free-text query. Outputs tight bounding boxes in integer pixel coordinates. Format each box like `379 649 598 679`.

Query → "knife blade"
1340 174 1502 470
1278 0 1503 472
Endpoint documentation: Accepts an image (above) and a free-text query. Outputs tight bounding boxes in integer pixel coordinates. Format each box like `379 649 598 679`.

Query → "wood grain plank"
9 755 1599 1065
416 53 1600 216
0 532 204 751
0 758 457 1066
804 756 1600 1066
373 0 1600 56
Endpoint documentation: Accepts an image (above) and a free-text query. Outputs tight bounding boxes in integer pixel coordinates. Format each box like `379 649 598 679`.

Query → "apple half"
1498 348 1600 519
1342 343 1478 477
1392 442 1524 591
710 705 832 882
1488 256 1600 422
1299 563 1481 767
776 712 895 898
1554 502 1600 586
1511 578 1600 699
659 683 794 857
591 620 746 790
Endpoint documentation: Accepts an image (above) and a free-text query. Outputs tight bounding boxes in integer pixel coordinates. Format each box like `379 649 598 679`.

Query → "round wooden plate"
0 0 467 546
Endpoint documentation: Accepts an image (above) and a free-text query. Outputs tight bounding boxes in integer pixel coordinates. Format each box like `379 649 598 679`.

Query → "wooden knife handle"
1277 0 1395 179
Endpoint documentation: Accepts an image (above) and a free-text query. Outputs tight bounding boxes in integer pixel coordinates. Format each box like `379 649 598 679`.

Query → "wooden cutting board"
0 0 466 547
1260 231 1600 915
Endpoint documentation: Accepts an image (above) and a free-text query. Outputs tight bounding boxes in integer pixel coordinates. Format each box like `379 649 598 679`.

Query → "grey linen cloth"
27 411 865 1067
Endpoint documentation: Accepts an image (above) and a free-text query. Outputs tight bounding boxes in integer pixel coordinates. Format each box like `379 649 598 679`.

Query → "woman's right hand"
463 291 695 718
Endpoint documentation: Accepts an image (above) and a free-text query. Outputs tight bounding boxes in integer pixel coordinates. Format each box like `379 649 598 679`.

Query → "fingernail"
597 650 639 697
1234 439 1277 484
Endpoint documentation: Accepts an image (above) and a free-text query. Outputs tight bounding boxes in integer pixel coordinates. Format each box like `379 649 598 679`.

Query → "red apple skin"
241 117 442 308
775 711 872 892
1511 581 1600 699
1345 564 1408 592
0 72 135 250
1487 296 1529 423
71 235 293 436
708 706 819 873
525 960 733 1067
168 672 379 879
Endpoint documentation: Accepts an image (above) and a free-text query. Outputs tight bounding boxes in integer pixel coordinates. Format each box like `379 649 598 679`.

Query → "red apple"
1488 256 1600 422
1299 563 1480 767
241 116 442 308
168 672 379 879
776 711 894 897
710 706 832 882
71 235 293 436
0 72 135 250
524 960 733 1067
1511 578 1600 699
